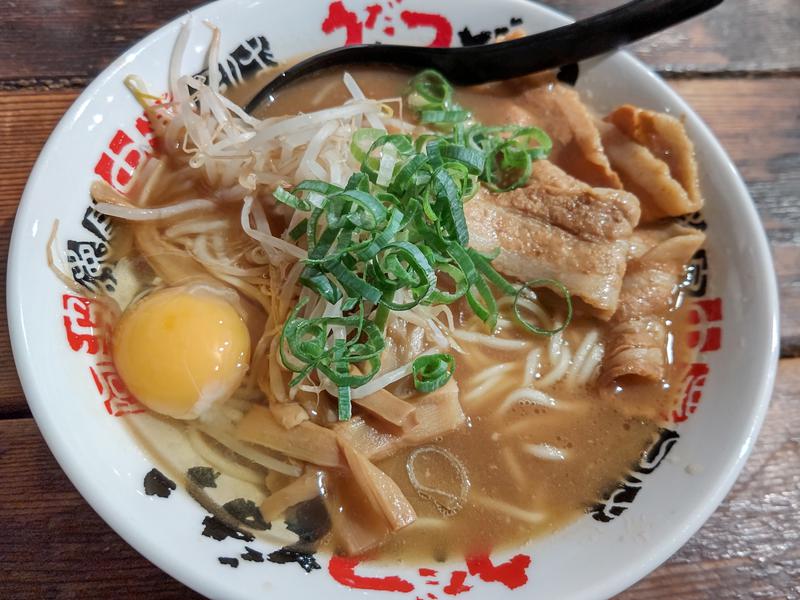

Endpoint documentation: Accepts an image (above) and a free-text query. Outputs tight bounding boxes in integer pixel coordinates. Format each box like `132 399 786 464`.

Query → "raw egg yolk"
112 286 251 419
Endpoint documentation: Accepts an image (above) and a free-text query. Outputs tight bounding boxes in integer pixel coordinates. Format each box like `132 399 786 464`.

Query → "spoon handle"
245 0 723 112
440 0 724 84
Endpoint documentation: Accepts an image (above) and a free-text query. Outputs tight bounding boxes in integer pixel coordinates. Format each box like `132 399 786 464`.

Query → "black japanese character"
458 27 492 46
684 249 708 298
81 205 113 241
677 210 707 231
590 429 679 522
198 35 277 88
66 240 116 292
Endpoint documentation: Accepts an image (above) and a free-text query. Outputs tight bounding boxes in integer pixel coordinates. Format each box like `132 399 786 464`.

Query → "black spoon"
245 0 722 114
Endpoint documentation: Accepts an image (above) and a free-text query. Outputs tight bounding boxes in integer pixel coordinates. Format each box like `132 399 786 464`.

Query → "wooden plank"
669 79 800 354
0 0 798 87
0 91 78 417
1 358 797 598
548 0 800 75
0 418 203 599
0 0 206 87
619 357 800 599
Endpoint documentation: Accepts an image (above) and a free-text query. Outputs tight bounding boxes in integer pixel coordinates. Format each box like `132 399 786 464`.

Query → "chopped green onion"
432 168 469 246
513 279 573 336
407 70 454 111
445 243 478 285
299 267 341 304
352 208 404 261
361 134 414 183
350 128 384 164
420 109 471 125
279 69 568 420
412 353 455 392
374 241 437 310
288 218 308 241
333 338 352 420
466 275 499 331
274 187 312 211
295 180 345 196
326 260 383 304
338 385 352 420
388 153 428 196
467 248 516 296
440 144 485 174
341 297 359 312
426 263 468 305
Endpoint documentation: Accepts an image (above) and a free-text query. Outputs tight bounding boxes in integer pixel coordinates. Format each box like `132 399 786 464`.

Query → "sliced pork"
600 223 705 391
496 79 622 189
464 160 640 319
601 105 704 221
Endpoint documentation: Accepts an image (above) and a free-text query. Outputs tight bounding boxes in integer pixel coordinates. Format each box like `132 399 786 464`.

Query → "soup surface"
95 58 702 563
253 69 693 559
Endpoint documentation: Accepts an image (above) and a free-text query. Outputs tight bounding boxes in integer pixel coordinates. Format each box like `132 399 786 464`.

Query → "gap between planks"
2 69 800 92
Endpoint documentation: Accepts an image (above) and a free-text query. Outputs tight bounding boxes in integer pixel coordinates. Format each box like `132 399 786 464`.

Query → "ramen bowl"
7 0 779 598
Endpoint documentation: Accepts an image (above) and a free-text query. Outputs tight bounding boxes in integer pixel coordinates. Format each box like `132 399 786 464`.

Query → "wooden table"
1 1 798 598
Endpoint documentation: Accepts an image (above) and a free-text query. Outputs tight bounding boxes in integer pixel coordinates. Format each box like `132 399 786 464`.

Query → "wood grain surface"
0 0 798 599
548 0 800 75
1 0 798 87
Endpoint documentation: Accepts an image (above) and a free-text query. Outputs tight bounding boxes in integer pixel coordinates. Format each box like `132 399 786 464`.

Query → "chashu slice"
601 104 704 222
600 223 705 393
464 160 640 320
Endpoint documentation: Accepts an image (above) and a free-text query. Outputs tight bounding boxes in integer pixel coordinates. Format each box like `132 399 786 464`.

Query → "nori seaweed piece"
284 497 330 544
187 466 220 488
241 546 264 563
267 547 321 573
143 468 176 498
218 557 239 568
201 515 254 542
223 498 270 531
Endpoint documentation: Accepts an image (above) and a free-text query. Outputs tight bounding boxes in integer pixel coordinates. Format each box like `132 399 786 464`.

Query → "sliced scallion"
412 353 455 392
513 279 573 336
277 69 567 420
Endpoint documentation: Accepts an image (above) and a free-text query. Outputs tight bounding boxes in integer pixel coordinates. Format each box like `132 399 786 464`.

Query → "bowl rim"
6 0 781 598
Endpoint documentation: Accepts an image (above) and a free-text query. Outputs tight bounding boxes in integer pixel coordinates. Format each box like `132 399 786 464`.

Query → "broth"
245 65 545 126
110 63 698 564
325 308 691 561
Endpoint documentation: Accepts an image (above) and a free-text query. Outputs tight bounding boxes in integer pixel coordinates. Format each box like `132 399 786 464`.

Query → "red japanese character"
94 118 157 193
62 294 112 356
321 1 453 46
672 362 710 423
687 298 723 352
328 556 415 592
400 10 453 47
443 570 472 595
62 294 100 354
365 4 382 29
134 116 159 151
90 361 144 417
465 553 531 590
322 1 364 45
94 130 137 189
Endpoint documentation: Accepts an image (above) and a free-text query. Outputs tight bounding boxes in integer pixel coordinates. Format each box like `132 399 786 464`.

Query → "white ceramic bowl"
7 1 780 598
